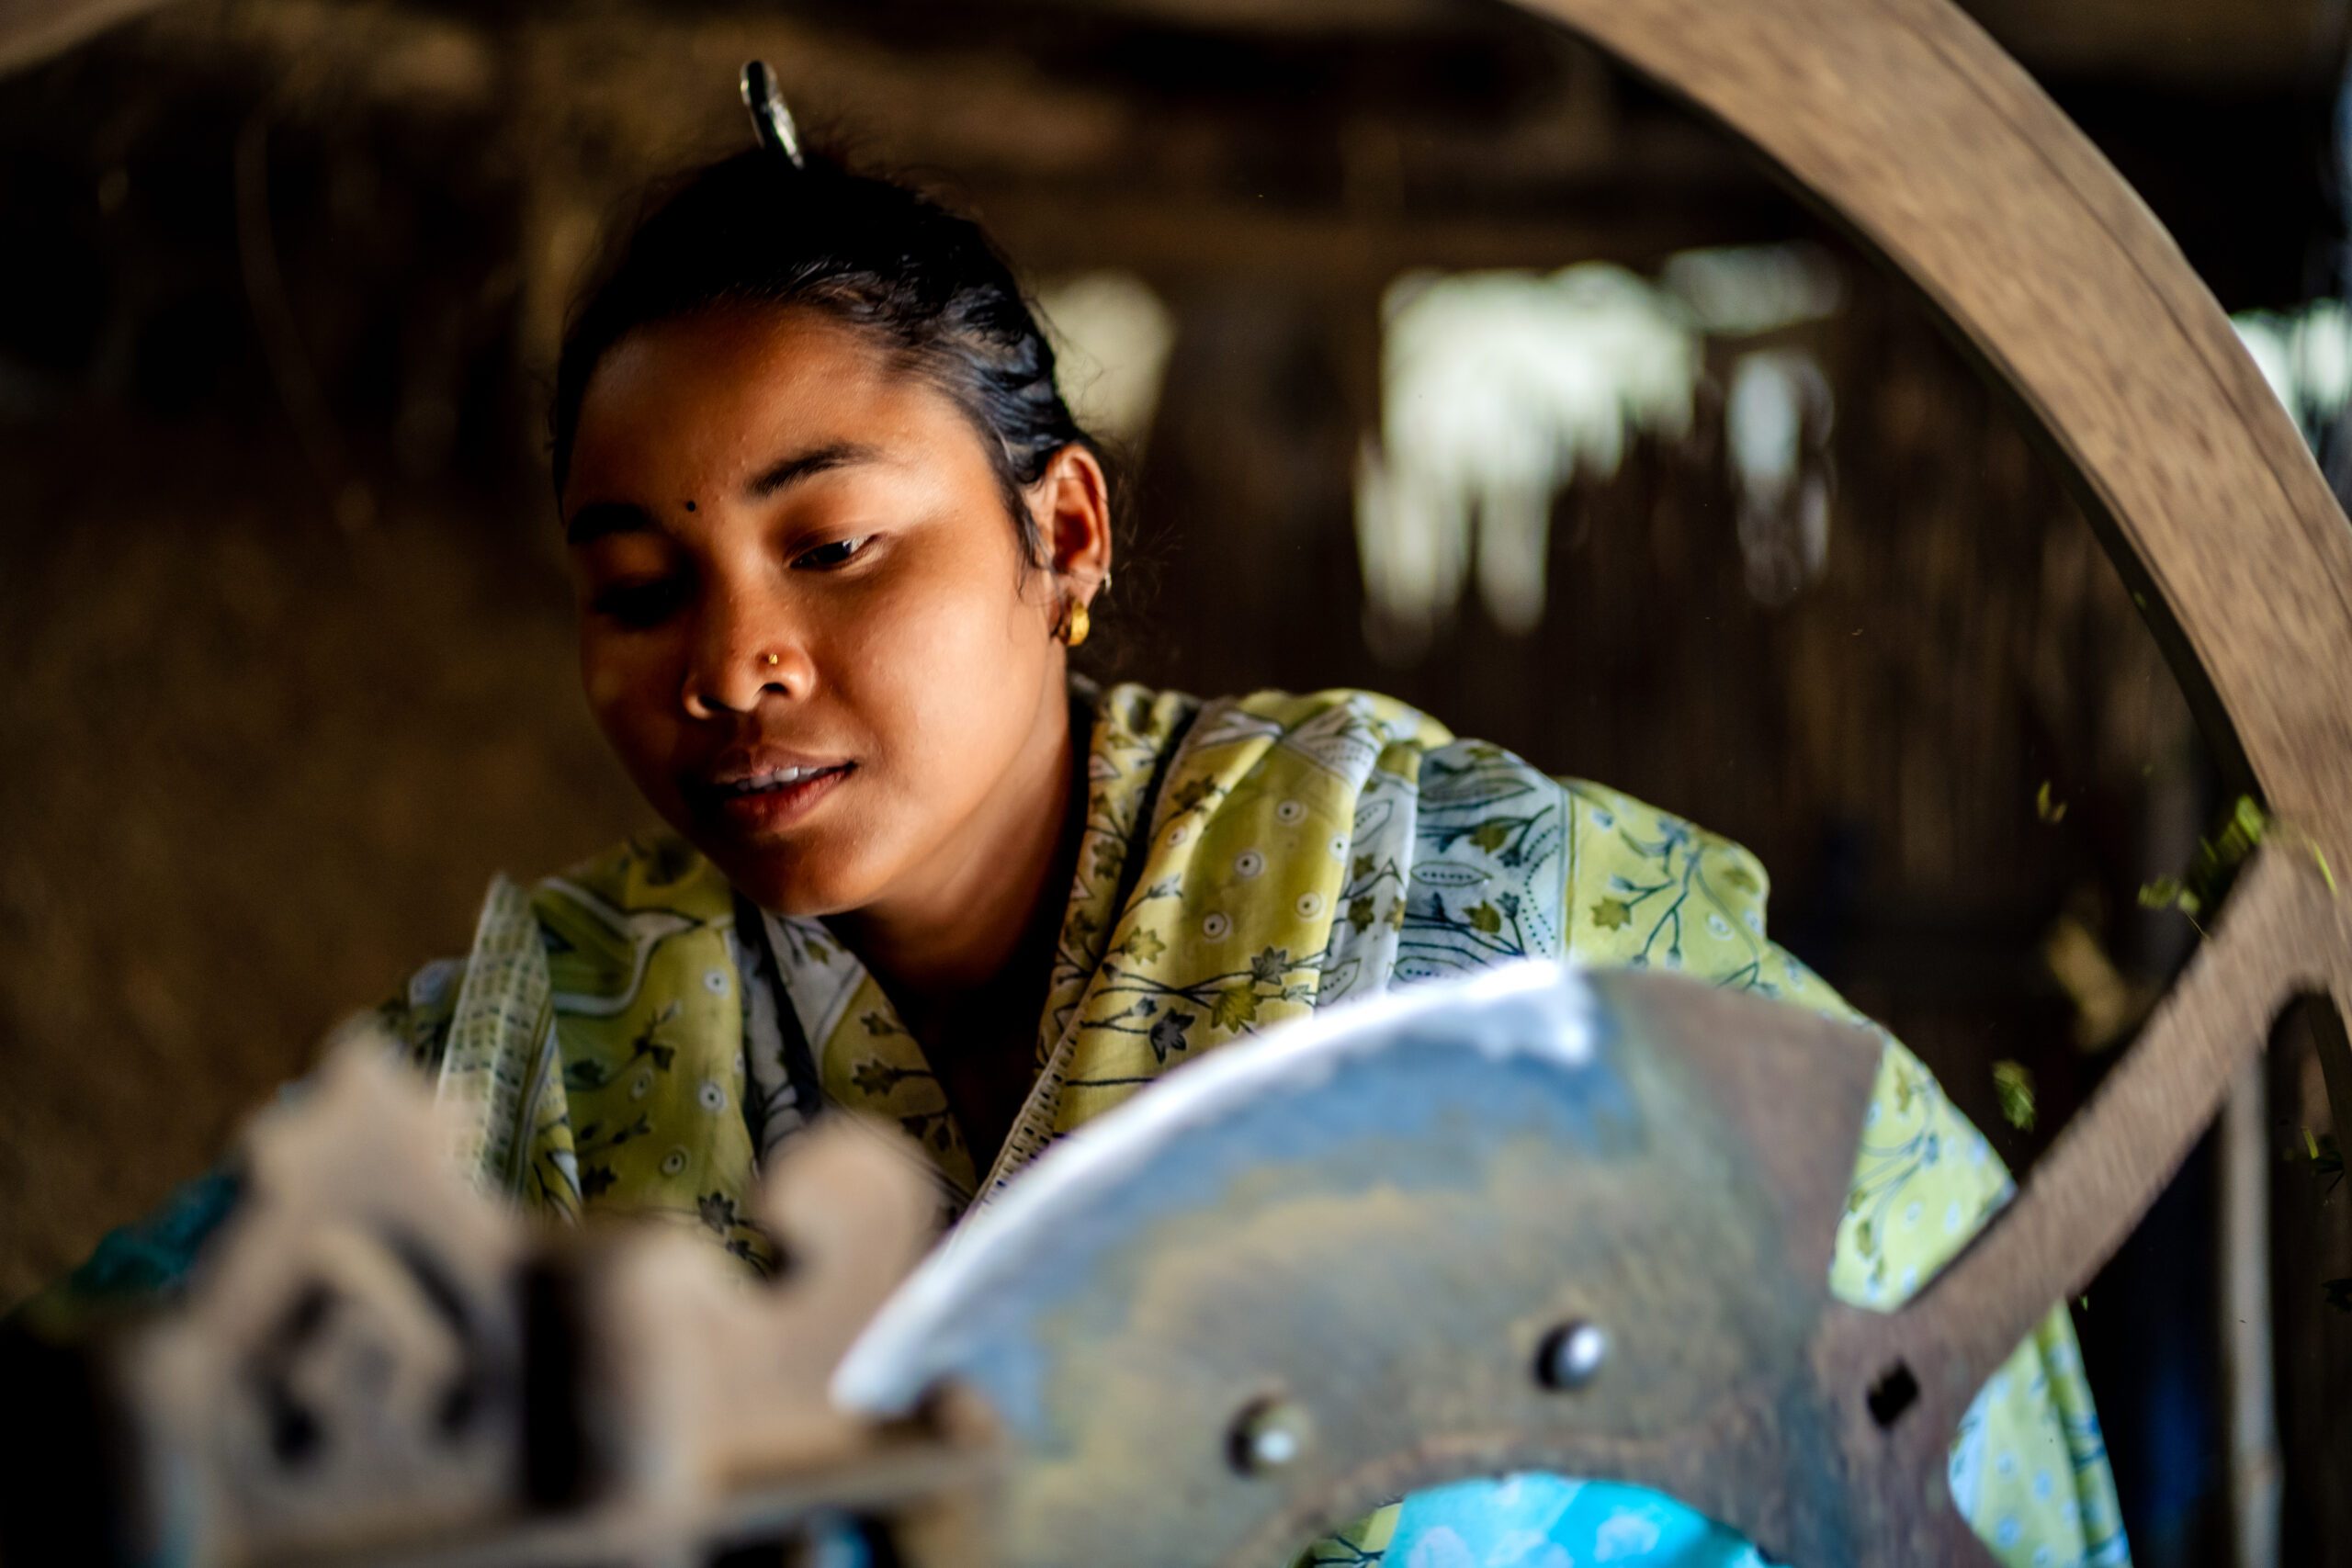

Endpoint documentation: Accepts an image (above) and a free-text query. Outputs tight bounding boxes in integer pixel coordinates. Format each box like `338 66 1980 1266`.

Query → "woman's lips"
694 761 855 836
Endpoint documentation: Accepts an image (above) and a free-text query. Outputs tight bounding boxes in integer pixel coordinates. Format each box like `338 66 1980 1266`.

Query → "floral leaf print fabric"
33 683 2126 1568
1350 774 2125 1568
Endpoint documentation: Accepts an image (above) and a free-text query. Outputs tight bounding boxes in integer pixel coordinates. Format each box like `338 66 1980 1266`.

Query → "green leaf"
1347 897 1376 933
1590 897 1633 931
1212 985 1261 1032
563 1060 611 1092
1167 777 1223 817
1992 1059 2036 1132
1351 854 1375 883
2217 794 2267 860
1471 820 1513 853
1122 927 1166 964
1721 864 1760 895
1250 947 1292 985
851 1058 905 1099
1148 1010 1195 1062
1467 901 1503 935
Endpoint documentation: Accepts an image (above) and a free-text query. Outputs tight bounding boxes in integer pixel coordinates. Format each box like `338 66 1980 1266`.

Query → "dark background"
3 1 2350 1562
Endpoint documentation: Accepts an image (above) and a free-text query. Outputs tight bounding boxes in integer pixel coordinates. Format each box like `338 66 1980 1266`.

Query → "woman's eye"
590 579 687 627
793 535 875 570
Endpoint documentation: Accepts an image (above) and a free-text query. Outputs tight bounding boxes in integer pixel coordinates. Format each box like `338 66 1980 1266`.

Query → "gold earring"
1060 596 1091 649
763 652 780 666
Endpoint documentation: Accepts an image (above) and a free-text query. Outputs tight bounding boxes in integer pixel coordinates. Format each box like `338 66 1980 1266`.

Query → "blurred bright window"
1357 245 1843 652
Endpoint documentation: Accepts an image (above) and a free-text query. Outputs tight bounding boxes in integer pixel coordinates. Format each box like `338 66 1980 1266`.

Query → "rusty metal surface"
827 876 2349 1568
839 963 1896 1565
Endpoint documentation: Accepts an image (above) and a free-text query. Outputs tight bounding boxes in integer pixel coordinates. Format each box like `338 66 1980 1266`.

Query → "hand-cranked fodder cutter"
5 0 2349 1562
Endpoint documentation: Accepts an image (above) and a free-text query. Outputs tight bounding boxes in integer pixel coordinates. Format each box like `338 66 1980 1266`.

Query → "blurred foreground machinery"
3 934 2349 1568
6 0 2352 1555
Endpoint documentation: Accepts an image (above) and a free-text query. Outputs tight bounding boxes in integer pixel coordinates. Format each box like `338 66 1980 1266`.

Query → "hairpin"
740 60 805 169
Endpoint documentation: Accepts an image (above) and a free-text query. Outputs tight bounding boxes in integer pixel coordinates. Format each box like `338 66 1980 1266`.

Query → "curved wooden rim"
1502 0 2352 847
1313 0 2352 1559
1495 0 2352 1321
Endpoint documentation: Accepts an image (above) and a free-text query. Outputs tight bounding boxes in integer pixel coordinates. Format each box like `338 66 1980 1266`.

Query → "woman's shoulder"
369 830 730 1063
1202 683 1454 748
1101 682 1453 755
1168 686 1756 843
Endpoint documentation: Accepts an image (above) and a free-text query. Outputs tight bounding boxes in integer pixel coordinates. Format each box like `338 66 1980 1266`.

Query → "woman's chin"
711 845 879 921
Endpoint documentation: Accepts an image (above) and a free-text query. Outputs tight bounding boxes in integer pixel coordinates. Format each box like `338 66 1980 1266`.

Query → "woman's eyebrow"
747 439 886 498
564 443 887 544
565 501 656 547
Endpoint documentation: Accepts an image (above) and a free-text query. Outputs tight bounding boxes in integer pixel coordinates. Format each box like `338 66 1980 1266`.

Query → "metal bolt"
1227 1396 1313 1475
1536 1320 1609 1390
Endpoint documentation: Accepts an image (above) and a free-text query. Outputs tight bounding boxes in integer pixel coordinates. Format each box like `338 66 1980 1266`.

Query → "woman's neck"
825 677 1086 1024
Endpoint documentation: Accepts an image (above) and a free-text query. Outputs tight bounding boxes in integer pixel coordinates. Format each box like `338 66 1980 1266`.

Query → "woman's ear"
1033 444 1113 599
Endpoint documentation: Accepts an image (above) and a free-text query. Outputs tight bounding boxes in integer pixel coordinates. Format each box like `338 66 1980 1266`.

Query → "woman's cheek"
581 653 631 716
581 642 681 800
912 588 1028 747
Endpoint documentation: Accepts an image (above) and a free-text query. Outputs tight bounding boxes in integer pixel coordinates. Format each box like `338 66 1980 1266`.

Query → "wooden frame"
867 5 2352 1562
1491 0 2352 1553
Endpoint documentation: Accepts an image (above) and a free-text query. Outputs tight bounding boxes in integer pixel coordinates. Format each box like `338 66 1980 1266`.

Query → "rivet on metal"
1227 1396 1313 1475
1536 1320 1609 1390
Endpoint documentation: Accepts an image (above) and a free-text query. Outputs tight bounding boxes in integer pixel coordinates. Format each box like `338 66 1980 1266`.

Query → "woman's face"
561 304 1106 917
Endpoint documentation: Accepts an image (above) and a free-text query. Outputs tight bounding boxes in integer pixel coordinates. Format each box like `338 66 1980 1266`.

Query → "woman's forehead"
589 308 879 429
569 306 962 493
582 308 922 451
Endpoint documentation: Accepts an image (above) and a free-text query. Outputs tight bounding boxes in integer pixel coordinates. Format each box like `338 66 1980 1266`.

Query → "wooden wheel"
852 5 2352 1563
1477 0 2352 1545
1430 0 2352 1554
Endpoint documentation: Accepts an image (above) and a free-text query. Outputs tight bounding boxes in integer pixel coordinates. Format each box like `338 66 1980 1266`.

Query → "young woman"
36 107 2125 1568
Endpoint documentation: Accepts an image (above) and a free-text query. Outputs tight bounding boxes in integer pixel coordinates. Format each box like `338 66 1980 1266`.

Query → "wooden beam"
0 0 176 75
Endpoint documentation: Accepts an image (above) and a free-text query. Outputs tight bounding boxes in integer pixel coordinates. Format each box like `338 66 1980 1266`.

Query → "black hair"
551 147 1100 570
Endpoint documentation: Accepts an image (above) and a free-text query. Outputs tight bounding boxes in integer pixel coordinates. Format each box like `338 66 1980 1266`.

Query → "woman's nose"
682 606 808 718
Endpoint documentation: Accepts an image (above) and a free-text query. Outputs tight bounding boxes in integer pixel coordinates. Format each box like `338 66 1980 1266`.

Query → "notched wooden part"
36 1038 987 1568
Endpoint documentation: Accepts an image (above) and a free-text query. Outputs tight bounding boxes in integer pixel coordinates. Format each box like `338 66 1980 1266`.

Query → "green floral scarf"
366 682 2125 1566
